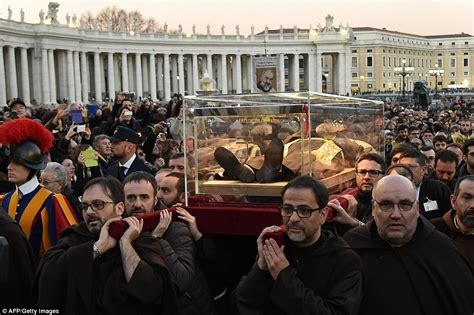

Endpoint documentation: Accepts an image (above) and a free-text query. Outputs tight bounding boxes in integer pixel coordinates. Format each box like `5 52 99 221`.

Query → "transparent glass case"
183 92 383 198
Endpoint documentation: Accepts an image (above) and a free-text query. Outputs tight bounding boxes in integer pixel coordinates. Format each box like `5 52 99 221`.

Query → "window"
367 83 373 89
388 72 391 77
367 72 373 78
450 53 455 56
465 42 469 45
352 49 358 53
438 53 443 56
439 43 442 46
383 56 386 66
367 56 373 67
352 57 358 67
383 83 386 89
451 42 455 46
394 83 397 88
450 72 456 77
450 58 456 67
367 49 373 53
389 57 391 67
382 72 386 78
352 72 358 78
437 59 443 67
464 71 469 76
464 58 469 67
464 52 469 55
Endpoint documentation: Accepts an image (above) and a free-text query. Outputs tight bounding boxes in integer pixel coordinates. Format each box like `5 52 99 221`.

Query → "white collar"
18 176 40 195
119 153 136 169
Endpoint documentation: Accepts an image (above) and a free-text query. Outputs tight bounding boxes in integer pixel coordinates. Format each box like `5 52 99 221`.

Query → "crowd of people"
0 92 472 314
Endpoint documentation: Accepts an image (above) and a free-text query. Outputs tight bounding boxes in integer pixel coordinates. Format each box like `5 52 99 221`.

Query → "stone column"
227 57 232 92
279 53 285 92
337 52 345 95
121 53 129 92
74 51 82 103
31 55 42 103
7 46 18 99
315 53 322 93
57 52 67 99
142 55 149 96
206 54 213 78
345 48 351 95
48 49 57 104
171 56 178 94
135 53 143 99
234 54 242 93
163 53 171 101
149 53 157 100
107 53 115 101
178 54 185 95
41 49 50 104
0 47 6 105
94 52 102 102
192 54 199 94
127 54 134 92
20 48 30 105
67 50 75 102
292 53 299 92
186 56 193 94
220 54 228 94
80 52 89 103
157 56 163 98
307 53 316 92
113 56 121 93
247 55 254 92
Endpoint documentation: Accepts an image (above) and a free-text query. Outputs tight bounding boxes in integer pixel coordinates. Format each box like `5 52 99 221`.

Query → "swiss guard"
0 118 78 257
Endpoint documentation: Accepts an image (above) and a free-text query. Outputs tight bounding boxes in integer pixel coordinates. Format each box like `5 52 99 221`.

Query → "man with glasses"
36 176 177 314
344 175 474 315
237 176 363 314
458 138 474 177
399 149 451 219
328 153 386 233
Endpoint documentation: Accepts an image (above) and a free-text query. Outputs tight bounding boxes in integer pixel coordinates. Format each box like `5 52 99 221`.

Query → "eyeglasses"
80 200 115 212
356 169 383 177
40 179 60 186
373 199 416 212
279 205 323 218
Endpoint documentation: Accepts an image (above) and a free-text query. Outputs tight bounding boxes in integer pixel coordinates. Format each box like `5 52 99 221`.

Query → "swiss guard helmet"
0 118 54 171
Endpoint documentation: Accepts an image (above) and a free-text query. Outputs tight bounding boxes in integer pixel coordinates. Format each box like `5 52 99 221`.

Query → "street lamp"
429 64 444 94
394 58 414 99
359 75 365 94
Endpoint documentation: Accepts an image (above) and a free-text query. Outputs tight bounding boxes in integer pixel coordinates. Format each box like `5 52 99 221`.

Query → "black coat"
104 156 156 181
418 177 452 220
35 222 178 314
344 217 474 315
0 210 36 307
236 229 363 315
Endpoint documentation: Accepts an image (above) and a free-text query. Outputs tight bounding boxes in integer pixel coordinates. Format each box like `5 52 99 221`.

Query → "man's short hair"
434 150 459 167
123 171 158 198
420 145 434 153
386 164 414 180
453 175 474 196
92 134 110 150
169 152 195 167
43 162 68 188
281 176 328 209
433 134 448 144
83 176 124 203
397 124 408 132
462 138 474 154
390 143 418 160
156 168 172 176
408 126 419 133
400 149 427 166
447 143 462 151
356 153 387 173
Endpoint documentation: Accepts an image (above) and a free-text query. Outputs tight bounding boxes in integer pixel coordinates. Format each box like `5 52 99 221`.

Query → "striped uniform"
1 185 78 257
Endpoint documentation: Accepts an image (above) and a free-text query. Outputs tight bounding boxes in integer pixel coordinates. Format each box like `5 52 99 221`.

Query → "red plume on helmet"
0 118 54 154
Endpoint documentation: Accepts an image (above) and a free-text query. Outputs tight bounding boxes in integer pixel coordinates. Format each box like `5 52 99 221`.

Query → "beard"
85 215 105 235
128 206 147 217
285 222 309 243
459 209 474 228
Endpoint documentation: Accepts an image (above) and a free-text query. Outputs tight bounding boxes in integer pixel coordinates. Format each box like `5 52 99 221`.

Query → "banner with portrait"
254 56 279 93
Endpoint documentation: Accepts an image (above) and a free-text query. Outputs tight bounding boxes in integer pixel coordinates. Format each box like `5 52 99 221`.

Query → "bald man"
344 175 474 315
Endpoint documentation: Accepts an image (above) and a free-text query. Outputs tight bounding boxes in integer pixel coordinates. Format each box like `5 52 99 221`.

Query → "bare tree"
80 6 169 33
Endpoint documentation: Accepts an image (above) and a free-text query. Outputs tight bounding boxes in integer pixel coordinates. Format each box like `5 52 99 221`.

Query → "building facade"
0 11 472 106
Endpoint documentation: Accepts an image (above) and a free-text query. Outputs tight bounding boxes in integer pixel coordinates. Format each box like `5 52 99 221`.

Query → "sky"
1 0 473 36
